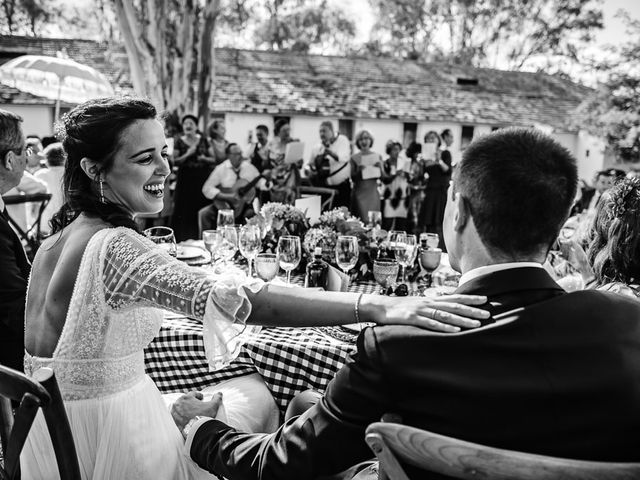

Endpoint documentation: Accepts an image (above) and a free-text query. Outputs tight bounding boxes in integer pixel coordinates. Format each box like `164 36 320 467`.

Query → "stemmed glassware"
335 236 359 278
144 226 177 257
420 232 440 249
367 210 382 229
218 225 238 266
396 234 417 284
386 230 407 260
277 235 301 285
216 209 235 229
419 248 442 288
373 259 399 295
239 225 262 277
202 229 222 266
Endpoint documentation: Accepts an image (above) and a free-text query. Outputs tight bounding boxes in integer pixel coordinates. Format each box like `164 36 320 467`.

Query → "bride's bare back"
25 215 110 357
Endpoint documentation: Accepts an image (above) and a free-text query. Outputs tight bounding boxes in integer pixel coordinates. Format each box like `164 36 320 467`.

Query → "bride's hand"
362 294 490 333
171 391 223 435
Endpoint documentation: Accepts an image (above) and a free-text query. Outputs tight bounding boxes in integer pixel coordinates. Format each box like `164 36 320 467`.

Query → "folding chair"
2 193 52 257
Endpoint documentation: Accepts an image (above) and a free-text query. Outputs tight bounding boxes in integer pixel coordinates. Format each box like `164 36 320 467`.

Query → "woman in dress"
420 130 451 246
350 130 382 222
405 141 427 235
20 97 489 480
381 140 409 231
266 119 300 204
171 114 215 242
207 119 228 166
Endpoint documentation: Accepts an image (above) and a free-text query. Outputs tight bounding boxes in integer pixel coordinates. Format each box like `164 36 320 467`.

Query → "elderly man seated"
174 128 640 480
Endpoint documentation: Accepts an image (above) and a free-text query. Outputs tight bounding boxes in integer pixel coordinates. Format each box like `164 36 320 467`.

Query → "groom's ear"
80 158 100 181
452 192 469 232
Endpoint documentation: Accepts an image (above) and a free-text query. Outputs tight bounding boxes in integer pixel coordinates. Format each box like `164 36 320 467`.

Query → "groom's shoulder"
548 288 640 315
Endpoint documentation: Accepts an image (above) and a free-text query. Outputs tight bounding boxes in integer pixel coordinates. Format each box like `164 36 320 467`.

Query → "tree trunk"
113 0 151 99
197 0 219 129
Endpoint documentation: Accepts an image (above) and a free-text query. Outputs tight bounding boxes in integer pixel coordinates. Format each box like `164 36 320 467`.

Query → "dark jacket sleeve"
190 328 392 480
0 219 28 335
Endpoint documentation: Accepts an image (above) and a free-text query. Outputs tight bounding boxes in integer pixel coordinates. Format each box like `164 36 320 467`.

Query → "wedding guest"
405 141 427 234
34 142 66 235
199 143 268 233
4 167 47 234
381 140 409 231
441 128 455 166
0 109 30 372
171 114 214 241
177 127 640 479
266 119 301 204
21 97 486 480
246 124 270 173
575 169 618 214
420 130 452 248
207 119 229 166
349 130 382 222
308 121 351 208
25 135 45 174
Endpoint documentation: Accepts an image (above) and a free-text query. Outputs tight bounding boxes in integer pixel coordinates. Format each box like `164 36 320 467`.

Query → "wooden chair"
0 365 80 480
297 186 336 212
2 193 52 257
365 422 640 480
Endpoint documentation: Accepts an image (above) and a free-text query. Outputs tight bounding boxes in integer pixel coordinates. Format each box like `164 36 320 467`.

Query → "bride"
20 97 488 479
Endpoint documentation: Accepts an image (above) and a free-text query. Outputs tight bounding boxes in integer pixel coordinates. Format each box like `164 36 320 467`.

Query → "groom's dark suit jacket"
0 207 30 371
190 267 640 479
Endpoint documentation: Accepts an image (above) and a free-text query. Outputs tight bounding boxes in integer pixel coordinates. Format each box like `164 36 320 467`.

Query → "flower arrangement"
247 202 309 256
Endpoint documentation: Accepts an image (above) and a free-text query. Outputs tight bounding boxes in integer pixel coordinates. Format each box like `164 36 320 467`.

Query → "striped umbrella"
0 54 115 120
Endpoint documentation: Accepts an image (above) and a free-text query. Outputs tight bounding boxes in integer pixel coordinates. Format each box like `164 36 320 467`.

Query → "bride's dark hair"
51 97 157 234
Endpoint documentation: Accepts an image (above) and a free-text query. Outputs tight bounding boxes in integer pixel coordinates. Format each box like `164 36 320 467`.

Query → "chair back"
0 365 80 480
2 193 52 257
297 186 336 212
365 421 640 480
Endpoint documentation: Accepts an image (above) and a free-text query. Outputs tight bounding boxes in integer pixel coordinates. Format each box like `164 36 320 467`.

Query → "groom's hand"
171 391 223 432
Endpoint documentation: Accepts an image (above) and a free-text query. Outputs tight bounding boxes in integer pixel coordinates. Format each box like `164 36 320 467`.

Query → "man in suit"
173 127 640 479
0 109 30 372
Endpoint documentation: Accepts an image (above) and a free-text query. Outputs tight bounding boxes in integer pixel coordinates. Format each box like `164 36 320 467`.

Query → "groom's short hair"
453 127 577 257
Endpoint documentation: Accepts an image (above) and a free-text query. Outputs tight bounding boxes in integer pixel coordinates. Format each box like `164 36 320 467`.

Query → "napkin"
327 265 349 292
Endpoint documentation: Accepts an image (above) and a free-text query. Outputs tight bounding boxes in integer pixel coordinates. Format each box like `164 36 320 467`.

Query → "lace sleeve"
102 228 262 369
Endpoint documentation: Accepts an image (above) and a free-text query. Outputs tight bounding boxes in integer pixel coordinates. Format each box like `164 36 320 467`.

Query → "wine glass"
373 259 399 295
218 225 238 266
144 226 177 257
277 235 301 285
420 232 440 249
239 225 262 277
386 230 407 260
396 234 417 284
419 248 442 288
202 229 222 266
367 210 382 229
217 209 235 229
255 253 279 281
335 235 359 277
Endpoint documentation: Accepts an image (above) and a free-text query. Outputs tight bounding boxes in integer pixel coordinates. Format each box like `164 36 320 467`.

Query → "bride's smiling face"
102 119 171 215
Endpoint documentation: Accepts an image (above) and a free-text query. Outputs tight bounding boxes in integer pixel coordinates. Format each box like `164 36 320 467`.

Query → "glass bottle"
305 247 329 289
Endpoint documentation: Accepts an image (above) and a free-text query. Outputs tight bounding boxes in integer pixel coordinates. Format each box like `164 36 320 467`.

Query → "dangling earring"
99 174 105 204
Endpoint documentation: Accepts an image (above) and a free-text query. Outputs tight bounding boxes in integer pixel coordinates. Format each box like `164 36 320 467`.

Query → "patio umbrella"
0 54 115 121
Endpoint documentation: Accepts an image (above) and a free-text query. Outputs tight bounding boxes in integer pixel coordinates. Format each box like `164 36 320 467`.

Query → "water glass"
368 210 382 229
277 235 301 285
202 229 222 266
419 248 442 288
217 209 235 229
219 225 238 265
144 226 177 257
239 225 262 277
335 235 359 276
387 230 407 260
373 259 400 294
255 253 279 282
420 232 440 249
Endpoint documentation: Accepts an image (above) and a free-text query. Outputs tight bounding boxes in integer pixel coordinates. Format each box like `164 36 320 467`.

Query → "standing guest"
441 128 455 166
4 169 48 235
576 169 617 214
266 119 301 204
207 119 229 166
25 136 45 174
246 124 270 173
420 130 452 247
350 130 382 222
381 140 409 231
199 143 268 234
171 114 213 241
0 109 30 372
405 141 427 234
308 121 351 208
34 142 66 235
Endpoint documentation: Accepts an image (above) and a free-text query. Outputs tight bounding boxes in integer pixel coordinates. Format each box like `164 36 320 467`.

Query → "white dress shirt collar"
458 262 544 287
0 194 4 212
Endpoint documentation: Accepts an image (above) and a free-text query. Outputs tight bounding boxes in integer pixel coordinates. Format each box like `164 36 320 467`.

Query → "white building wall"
1 104 54 137
224 113 274 148
575 131 606 183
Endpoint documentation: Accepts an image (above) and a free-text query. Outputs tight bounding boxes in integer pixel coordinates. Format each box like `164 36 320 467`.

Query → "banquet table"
144 253 458 414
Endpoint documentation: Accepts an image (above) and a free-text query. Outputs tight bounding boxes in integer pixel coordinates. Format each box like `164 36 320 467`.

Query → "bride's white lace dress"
20 227 265 480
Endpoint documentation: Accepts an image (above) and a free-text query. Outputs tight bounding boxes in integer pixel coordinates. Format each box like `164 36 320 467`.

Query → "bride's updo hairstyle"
51 97 157 234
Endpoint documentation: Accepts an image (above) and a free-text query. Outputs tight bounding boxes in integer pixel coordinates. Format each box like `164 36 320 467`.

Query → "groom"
174 128 640 479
